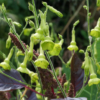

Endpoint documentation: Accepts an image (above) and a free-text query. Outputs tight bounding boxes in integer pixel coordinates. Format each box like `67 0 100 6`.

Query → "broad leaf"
71 53 84 94
0 69 24 91
78 84 100 100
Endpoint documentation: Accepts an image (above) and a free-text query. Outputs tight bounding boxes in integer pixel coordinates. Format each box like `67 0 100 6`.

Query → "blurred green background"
0 0 98 62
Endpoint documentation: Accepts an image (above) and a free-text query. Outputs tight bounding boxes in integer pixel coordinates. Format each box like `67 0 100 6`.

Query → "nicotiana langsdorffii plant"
0 0 100 100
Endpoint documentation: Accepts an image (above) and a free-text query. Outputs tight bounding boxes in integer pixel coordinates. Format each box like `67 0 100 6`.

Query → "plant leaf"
0 69 24 91
71 53 84 94
78 84 100 100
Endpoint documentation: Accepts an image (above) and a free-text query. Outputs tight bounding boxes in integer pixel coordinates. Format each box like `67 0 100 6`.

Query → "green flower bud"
13 21 22 27
73 20 79 27
83 5 87 10
41 36 54 51
29 20 35 28
90 18 100 38
28 3 34 11
24 28 33 36
42 2 63 18
79 49 84 53
6 36 11 49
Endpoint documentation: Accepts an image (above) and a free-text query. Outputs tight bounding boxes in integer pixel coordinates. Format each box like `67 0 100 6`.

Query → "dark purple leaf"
28 92 37 100
0 69 45 97
71 53 84 95
51 97 87 100
0 69 24 91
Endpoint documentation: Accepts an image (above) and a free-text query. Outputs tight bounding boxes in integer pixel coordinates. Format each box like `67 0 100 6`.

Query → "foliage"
0 0 100 100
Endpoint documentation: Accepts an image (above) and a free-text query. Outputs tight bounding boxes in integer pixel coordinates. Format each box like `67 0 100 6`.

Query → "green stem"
45 51 66 98
32 0 39 29
58 55 66 65
20 21 28 37
86 0 90 36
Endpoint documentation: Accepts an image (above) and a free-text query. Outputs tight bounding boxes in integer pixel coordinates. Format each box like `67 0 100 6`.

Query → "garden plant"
0 0 100 100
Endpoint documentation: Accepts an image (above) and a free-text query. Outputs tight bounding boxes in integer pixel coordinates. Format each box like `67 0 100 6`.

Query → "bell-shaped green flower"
88 58 100 86
0 59 10 70
67 21 79 51
6 35 11 49
88 73 100 86
31 32 44 41
17 51 29 74
0 48 14 70
29 71 38 84
41 36 54 51
34 45 49 69
90 18 100 38
48 38 63 56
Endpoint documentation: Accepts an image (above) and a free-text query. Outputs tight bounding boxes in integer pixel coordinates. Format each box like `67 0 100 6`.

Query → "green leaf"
78 84 100 100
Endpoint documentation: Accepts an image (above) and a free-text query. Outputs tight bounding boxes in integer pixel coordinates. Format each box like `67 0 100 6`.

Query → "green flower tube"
29 71 38 84
88 58 100 86
17 51 29 74
0 47 14 70
67 29 78 51
90 18 100 38
34 45 49 69
6 35 11 49
84 51 90 77
27 36 34 61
